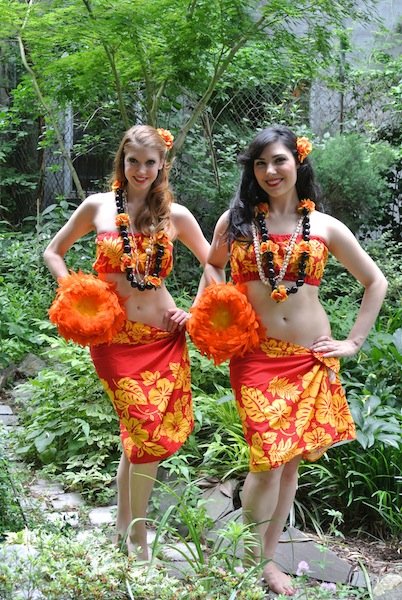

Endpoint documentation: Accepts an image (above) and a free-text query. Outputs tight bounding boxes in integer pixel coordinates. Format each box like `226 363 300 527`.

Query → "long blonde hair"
111 125 173 232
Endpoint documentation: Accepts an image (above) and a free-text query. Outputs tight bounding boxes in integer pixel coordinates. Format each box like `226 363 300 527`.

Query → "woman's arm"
310 215 388 357
164 204 211 329
43 197 97 279
203 210 231 286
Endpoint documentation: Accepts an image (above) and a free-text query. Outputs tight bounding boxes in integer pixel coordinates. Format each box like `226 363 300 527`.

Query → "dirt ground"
328 534 402 579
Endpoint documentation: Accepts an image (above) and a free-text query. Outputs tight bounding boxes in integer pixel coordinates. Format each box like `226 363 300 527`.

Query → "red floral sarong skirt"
230 337 356 472
90 320 193 464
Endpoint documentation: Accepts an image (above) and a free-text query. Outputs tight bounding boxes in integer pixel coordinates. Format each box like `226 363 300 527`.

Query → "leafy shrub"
187 342 230 394
298 441 402 538
0 429 26 539
313 133 396 233
0 202 96 367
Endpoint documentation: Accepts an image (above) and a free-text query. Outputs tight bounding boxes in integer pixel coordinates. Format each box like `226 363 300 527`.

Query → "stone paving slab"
202 484 234 521
0 412 18 426
373 574 402 599
30 479 65 497
0 404 13 415
88 506 116 526
46 511 80 527
50 492 85 510
275 526 359 586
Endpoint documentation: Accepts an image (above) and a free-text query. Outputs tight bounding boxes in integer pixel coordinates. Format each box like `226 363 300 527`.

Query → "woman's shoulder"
170 201 190 217
311 210 351 235
84 190 114 207
215 210 230 229
311 209 359 254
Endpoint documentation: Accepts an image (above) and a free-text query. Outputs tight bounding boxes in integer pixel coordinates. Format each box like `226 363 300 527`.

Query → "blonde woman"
44 125 210 557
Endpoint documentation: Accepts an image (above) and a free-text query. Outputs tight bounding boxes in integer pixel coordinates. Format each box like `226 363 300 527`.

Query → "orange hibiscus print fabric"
90 321 193 464
230 337 356 471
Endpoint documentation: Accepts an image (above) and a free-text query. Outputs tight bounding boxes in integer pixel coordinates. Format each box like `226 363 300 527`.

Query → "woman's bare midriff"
91 195 180 330
245 279 331 348
104 273 177 329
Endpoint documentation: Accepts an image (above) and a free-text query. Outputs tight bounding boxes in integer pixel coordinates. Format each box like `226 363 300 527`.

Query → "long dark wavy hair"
227 125 320 242
111 125 173 232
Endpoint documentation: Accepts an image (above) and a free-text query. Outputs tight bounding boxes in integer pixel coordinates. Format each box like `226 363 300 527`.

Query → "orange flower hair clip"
157 128 174 150
296 136 312 163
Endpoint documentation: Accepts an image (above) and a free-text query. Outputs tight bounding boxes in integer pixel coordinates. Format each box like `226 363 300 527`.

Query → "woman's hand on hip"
162 308 191 332
310 335 360 358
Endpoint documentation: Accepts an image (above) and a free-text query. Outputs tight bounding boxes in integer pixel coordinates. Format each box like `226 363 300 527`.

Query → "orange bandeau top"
230 234 329 286
93 231 174 278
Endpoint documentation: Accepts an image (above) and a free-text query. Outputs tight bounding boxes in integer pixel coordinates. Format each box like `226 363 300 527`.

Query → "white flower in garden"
320 582 337 593
296 560 311 576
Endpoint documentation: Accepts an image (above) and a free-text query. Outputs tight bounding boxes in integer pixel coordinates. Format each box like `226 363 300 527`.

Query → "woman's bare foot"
112 532 123 547
263 563 295 596
127 535 149 561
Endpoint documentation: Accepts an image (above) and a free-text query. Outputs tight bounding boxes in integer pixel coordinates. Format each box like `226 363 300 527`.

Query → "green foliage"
195 392 249 478
0 429 26 539
0 230 55 366
313 133 396 233
187 342 230 393
362 233 402 311
298 441 402 538
0 103 41 224
0 522 265 599
0 201 96 367
12 337 120 500
0 0 379 225
0 530 134 599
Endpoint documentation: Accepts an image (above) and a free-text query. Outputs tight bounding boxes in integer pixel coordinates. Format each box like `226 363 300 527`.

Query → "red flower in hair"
157 128 174 150
296 137 312 163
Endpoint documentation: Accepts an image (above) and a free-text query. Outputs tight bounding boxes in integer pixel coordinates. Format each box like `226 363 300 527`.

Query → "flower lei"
296 137 312 163
157 128 174 150
114 186 164 291
251 199 315 302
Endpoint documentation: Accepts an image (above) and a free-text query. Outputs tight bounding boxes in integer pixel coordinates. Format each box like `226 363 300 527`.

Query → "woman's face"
253 141 298 201
123 143 163 195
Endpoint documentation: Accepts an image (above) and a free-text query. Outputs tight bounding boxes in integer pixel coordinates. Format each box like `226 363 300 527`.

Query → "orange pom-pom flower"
187 283 262 365
48 272 126 346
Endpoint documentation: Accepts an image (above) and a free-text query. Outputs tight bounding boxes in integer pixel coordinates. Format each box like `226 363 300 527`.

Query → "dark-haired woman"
44 125 210 558
204 126 387 595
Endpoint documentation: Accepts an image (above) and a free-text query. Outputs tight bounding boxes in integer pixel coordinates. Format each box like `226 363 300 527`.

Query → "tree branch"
81 0 129 129
171 14 278 156
18 1 85 201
